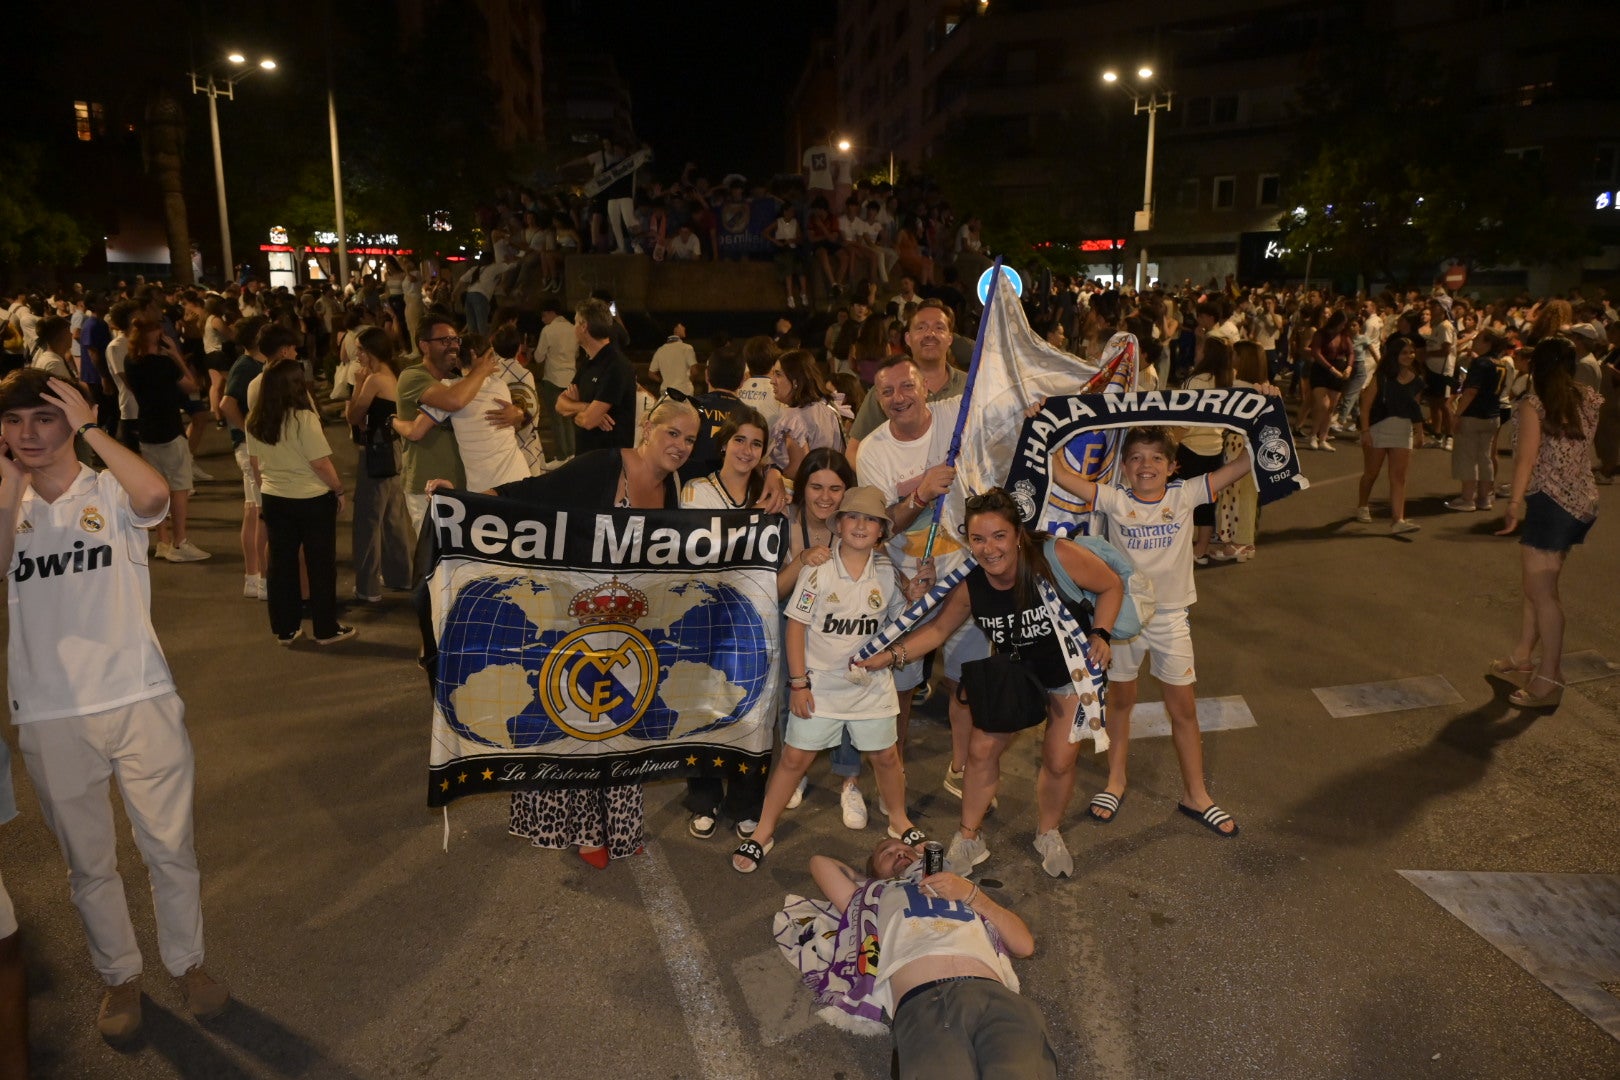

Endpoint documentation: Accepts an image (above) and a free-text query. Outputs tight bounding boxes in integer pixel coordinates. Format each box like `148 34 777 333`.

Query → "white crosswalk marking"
1127 694 1256 738
1402 871 1620 1041
1312 675 1462 718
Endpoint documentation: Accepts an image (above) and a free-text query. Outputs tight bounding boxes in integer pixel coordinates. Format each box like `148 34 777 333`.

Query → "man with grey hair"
556 298 636 453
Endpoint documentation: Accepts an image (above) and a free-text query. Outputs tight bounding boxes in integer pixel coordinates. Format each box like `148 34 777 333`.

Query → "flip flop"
887 826 927 845
1087 790 1125 823
731 837 774 874
1178 802 1239 838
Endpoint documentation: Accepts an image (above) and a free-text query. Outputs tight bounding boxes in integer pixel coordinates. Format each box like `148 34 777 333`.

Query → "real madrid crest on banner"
538 579 659 741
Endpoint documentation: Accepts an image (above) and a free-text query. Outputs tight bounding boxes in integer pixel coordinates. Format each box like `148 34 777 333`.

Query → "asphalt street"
3 423 1618 1079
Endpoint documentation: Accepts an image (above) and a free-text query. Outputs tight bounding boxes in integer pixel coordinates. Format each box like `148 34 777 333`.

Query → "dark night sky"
544 0 835 180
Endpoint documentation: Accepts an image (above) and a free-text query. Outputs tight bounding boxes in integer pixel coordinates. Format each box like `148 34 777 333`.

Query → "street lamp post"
189 54 276 284
837 136 896 187
1103 66 1172 292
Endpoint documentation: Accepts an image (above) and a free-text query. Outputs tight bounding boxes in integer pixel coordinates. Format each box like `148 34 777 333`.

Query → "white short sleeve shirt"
786 545 901 720
8 466 174 723
1093 478 1211 610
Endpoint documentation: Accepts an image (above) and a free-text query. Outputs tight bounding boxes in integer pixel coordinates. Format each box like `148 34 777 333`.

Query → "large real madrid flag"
421 491 783 807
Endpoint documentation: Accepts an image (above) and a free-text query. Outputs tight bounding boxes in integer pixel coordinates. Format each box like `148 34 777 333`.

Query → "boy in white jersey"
1053 426 1252 838
808 836 1054 1078
732 487 924 873
0 370 228 1040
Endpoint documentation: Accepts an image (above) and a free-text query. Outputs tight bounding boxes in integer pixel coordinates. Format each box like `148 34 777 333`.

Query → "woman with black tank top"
1355 335 1426 532
854 489 1124 880
343 327 415 601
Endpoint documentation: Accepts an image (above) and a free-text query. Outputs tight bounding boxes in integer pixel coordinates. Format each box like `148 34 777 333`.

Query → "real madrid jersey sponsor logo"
538 579 658 741
80 505 106 533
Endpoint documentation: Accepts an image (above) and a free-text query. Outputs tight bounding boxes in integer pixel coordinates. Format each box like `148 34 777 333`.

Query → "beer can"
923 841 945 876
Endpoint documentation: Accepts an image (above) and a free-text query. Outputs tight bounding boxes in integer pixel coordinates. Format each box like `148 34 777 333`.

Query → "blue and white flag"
421 492 783 806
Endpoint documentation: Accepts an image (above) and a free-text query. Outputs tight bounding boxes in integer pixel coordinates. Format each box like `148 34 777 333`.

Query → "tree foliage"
0 143 91 274
1280 41 1586 285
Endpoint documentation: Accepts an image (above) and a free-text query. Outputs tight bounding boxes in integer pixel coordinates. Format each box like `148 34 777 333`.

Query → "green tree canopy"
0 143 91 277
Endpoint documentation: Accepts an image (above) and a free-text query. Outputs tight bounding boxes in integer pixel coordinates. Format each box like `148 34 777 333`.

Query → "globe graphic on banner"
434 576 771 749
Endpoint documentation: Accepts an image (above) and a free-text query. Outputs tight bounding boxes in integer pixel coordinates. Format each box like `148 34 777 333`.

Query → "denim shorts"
1520 491 1594 553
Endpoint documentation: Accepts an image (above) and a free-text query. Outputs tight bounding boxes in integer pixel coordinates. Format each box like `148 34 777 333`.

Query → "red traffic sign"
1443 264 1467 290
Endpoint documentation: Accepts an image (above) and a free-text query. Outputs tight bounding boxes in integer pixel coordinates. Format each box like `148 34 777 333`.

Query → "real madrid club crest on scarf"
539 578 659 741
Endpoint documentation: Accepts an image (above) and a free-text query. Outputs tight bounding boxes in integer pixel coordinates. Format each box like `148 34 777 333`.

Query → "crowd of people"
1 262 1614 1075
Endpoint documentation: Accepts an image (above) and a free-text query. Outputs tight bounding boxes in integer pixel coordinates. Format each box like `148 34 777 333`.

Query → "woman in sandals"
681 409 772 841
733 487 923 873
853 489 1124 880
1489 337 1602 708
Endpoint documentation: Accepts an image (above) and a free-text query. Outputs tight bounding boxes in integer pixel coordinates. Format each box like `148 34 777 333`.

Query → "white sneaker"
154 541 175 561
167 540 211 562
1391 519 1421 534
1033 829 1074 878
1443 437 1454 451
243 576 259 598
191 464 215 482
255 576 268 600
945 831 990 875
786 295 796 309
785 774 808 810
1354 506 1372 523
943 763 965 798
1318 439 1336 453
840 783 868 830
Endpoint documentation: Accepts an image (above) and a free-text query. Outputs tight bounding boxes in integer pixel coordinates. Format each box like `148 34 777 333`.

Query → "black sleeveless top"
966 565 1093 690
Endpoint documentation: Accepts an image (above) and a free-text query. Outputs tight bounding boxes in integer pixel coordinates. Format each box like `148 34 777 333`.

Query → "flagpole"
921 257 1004 560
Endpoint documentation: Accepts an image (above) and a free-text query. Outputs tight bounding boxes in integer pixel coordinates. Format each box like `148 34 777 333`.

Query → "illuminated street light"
837 138 852 152
190 53 278 280
1101 63 1172 291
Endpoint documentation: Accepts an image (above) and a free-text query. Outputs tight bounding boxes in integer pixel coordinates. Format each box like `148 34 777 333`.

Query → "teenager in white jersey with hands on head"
0 369 229 1041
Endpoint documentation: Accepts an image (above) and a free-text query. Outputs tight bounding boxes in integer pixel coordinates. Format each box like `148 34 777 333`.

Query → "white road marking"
1562 650 1620 685
1312 675 1462 718
631 842 760 1080
1126 695 1256 739
1401 871 1620 1041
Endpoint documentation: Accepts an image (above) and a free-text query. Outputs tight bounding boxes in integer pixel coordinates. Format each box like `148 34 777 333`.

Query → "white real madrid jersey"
7 465 175 723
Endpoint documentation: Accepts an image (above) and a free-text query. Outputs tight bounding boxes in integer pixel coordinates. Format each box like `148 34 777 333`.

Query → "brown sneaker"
97 976 143 1040
180 965 231 1019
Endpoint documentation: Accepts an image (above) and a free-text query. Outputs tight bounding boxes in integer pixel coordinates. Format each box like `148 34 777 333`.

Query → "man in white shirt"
404 326 532 491
105 301 140 451
736 338 784 425
887 276 924 319
838 199 881 284
648 322 696 396
857 355 989 798
0 369 230 1040
666 223 702 261
535 299 578 459
1421 298 1457 449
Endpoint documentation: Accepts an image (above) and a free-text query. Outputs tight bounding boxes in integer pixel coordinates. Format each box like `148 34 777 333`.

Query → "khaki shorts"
140 436 194 493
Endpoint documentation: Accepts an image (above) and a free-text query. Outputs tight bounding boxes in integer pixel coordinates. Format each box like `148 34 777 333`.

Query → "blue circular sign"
977 265 1024 305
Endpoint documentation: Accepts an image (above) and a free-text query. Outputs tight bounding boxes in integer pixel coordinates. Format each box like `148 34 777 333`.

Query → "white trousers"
607 198 639 252
18 692 204 984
